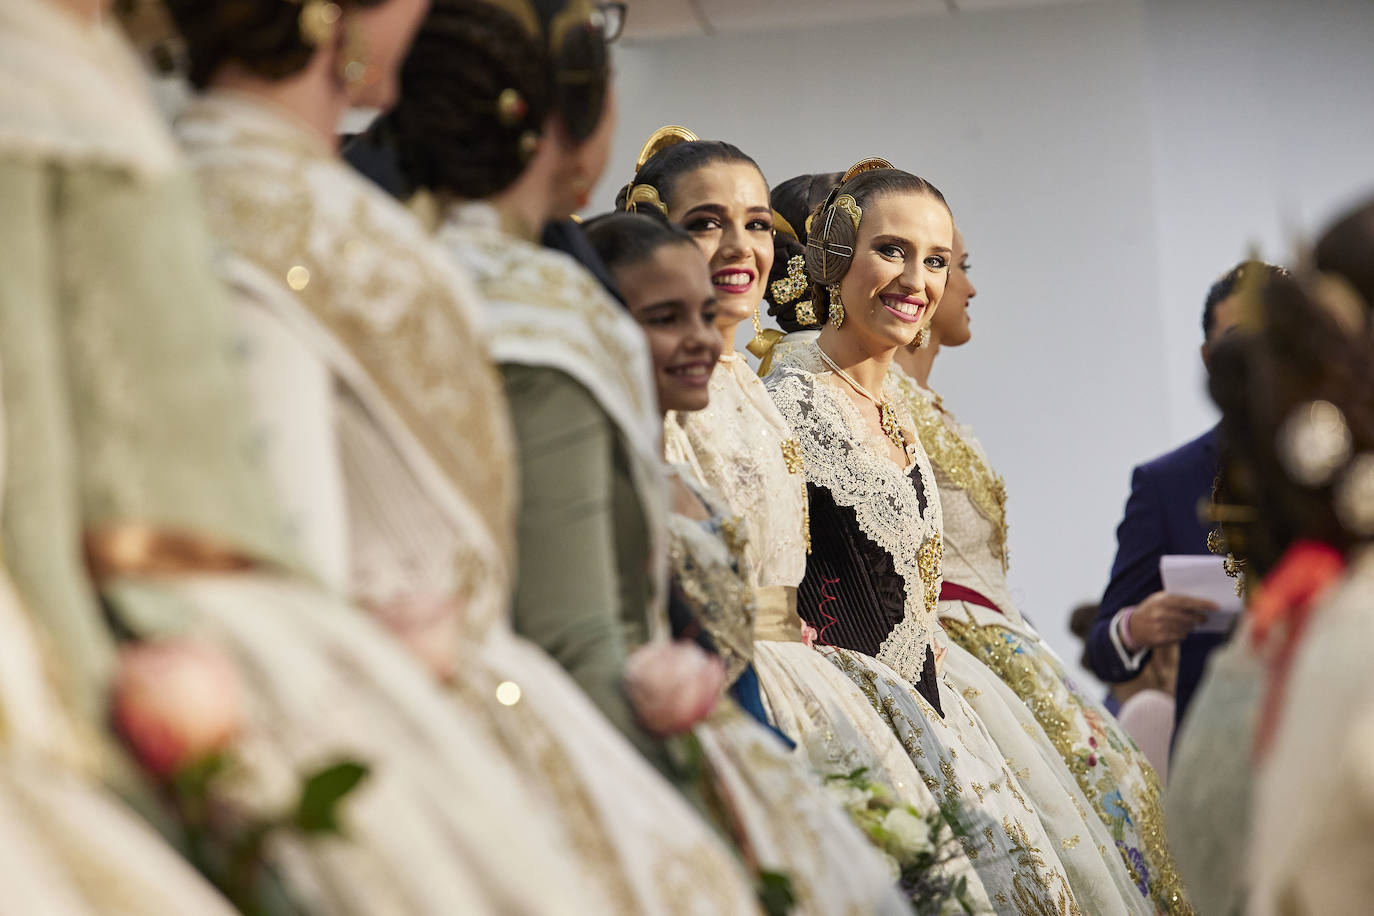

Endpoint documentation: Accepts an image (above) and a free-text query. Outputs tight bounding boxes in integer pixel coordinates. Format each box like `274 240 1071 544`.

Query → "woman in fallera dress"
172 0 762 912
382 1 910 906
888 229 1191 913
2 0 597 912
1202 202 1374 916
622 127 994 913
761 162 1083 914
584 210 912 916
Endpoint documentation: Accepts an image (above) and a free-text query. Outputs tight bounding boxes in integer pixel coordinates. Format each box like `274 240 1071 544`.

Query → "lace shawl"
442 203 669 637
891 367 1026 629
665 355 807 591
765 342 944 682
180 94 515 635
0 0 177 176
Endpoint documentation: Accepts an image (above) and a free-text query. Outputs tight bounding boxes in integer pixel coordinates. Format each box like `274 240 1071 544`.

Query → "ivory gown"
765 342 1115 915
0 7 594 913
893 367 1191 915
184 98 762 916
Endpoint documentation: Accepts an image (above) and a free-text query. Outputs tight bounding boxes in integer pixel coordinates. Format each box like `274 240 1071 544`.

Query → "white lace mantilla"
0 0 178 176
765 342 944 682
665 355 807 591
441 203 669 635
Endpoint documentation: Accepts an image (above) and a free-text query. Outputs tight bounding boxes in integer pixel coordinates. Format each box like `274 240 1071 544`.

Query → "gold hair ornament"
805 157 894 276
834 194 862 232
769 254 808 306
1278 399 1352 487
634 125 699 171
773 209 800 243
623 183 667 216
795 299 817 327
620 125 699 215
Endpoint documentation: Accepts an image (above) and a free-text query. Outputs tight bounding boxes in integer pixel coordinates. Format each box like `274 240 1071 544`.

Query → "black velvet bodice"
797 463 943 716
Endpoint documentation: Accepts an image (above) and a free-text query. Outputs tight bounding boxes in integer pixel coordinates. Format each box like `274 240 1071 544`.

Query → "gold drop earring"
337 15 369 89
828 285 845 329
915 327 930 349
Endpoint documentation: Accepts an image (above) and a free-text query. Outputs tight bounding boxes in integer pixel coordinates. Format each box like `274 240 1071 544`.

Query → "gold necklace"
815 346 907 452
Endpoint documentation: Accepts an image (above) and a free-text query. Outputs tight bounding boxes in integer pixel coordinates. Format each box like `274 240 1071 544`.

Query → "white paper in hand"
1159 554 1244 634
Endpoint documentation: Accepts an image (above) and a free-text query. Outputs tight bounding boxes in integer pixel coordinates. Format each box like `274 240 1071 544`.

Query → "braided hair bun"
163 0 385 89
386 0 610 200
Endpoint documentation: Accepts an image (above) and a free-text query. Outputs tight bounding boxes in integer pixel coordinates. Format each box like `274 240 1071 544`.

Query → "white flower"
824 780 873 813
881 806 934 863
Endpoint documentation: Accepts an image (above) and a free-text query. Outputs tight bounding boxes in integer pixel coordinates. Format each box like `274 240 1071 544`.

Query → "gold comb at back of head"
840 157 895 184
635 125 700 173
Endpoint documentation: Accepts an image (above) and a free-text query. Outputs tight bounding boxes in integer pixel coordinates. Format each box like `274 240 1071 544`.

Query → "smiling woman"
617 127 774 349
764 161 1161 914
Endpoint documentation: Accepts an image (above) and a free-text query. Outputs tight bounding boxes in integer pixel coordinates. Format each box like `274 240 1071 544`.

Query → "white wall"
597 0 1374 685
1144 0 1374 442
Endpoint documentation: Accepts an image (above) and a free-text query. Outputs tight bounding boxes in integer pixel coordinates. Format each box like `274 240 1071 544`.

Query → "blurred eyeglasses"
593 2 627 43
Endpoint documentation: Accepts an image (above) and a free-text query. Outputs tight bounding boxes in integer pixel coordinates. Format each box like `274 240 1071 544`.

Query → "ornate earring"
298 0 342 47
828 285 845 329
915 327 930 349
569 175 591 210
337 15 369 88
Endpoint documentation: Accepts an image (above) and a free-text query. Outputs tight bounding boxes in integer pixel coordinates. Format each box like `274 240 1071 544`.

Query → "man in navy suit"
1086 261 1284 733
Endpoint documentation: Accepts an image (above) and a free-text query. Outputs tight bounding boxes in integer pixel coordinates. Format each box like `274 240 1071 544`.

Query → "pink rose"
112 639 243 779
624 640 725 736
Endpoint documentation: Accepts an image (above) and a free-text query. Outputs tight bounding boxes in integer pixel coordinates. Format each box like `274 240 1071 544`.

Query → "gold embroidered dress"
182 95 761 916
766 342 1092 915
667 469 914 916
894 368 1189 915
0 8 573 913
665 355 995 913
1 283 231 915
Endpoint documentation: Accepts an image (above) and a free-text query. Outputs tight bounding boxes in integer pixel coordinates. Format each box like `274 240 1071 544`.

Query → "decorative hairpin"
1277 399 1353 487
619 125 699 215
622 183 667 216
770 255 808 306
773 209 800 244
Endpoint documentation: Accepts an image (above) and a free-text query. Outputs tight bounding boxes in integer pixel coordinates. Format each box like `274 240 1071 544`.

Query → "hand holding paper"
1159 554 1244 634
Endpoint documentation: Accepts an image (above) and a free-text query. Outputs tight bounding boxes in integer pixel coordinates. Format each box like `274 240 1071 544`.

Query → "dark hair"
164 0 386 89
384 0 610 199
1068 602 1100 671
1202 260 1289 340
582 212 696 275
1208 238 1374 578
1315 197 1374 307
766 172 840 331
780 168 949 329
615 140 764 214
